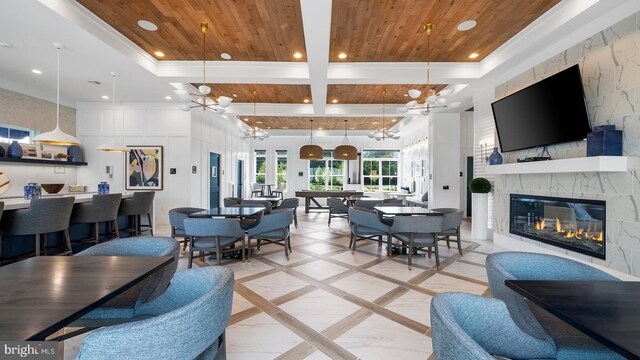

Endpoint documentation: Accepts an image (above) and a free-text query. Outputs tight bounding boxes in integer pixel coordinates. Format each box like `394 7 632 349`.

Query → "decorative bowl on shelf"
41 183 64 194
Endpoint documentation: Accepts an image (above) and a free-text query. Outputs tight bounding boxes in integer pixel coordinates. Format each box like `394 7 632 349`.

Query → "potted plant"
469 177 491 240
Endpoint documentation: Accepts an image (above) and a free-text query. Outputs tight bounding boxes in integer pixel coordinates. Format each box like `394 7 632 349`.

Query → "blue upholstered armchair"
431 292 556 360
247 209 294 259
348 207 391 255
327 197 349 225
76 267 234 360
486 252 623 360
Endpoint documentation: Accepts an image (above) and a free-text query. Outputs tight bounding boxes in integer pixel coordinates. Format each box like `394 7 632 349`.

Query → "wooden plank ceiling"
327 84 448 104
329 0 560 62
76 0 307 61
191 84 312 103
243 117 402 130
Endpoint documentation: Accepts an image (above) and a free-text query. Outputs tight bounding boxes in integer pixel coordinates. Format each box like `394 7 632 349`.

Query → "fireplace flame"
532 217 602 242
555 218 561 232
535 219 545 230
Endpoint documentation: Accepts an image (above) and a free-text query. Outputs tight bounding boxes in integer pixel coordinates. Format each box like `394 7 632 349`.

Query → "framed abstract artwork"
126 145 163 190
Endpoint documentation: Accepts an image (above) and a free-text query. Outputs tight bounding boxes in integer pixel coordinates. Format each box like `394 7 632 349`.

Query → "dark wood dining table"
506 280 640 360
189 207 265 218
0 256 173 341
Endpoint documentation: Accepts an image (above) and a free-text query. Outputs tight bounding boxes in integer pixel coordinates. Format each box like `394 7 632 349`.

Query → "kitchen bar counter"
0 192 133 210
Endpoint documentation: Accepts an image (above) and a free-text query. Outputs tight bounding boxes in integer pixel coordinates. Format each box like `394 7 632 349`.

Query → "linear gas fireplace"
510 194 606 259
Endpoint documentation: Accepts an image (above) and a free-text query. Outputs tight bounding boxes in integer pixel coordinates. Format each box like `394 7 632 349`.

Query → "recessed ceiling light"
391 119 396 122
256 121 263 124
372 122 379 124
232 94 238 97
243 118 249 121
332 99 338 103
31 69 42 74
165 96 172 100
102 95 109 99
303 98 310 103
293 52 303 59
469 52 479 59
138 20 158 31
338 52 347 59
154 51 165 57
349 127 355 130
220 53 232 60
88 80 101 85
0 42 13 48
282 127 289 129
457 20 477 31
318 127 323 130
403 94 408 97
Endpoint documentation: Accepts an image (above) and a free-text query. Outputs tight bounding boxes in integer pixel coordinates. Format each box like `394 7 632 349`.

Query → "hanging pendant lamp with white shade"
34 43 81 146
334 119 357 160
97 72 128 152
300 120 323 160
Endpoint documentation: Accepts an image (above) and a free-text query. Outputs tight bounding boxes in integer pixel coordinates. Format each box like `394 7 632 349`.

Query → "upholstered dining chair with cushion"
223 197 242 207
271 183 285 199
184 218 246 266
238 199 272 214
74 236 180 325
1 197 75 257
431 208 464 255
352 199 381 212
430 292 556 360
486 252 623 360
71 193 123 245
327 197 349 225
348 207 391 255
75 266 234 360
272 198 299 227
247 209 294 259
118 191 155 236
169 207 205 250
390 215 444 270
250 182 262 197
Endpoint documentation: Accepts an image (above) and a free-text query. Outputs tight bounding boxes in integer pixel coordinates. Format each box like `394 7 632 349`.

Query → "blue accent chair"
184 218 246 267
390 215 444 270
247 209 294 259
327 197 349 225
430 292 556 360
169 207 205 250
348 207 391 255
486 252 624 360
76 267 234 360
74 236 180 322
431 208 464 255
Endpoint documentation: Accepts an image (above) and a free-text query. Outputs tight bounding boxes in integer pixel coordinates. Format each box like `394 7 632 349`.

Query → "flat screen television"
491 64 591 152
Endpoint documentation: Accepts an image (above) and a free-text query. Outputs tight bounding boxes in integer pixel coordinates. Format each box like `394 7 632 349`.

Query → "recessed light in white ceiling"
138 20 158 31
220 53 232 60
457 20 477 31
0 42 13 48
102 95 109 99
31 69 42 74
165 96 172 100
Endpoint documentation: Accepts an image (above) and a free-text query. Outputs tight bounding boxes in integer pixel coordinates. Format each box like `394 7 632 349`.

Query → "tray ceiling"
191 84 312 103
242 116 403 130
327 84 448 104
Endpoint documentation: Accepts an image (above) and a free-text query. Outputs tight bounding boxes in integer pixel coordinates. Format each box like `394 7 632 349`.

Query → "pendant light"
299 120 323 160
368 89 400 140
34 43 81 146
334 119 357 160
240 89 270 140
97 72 128 152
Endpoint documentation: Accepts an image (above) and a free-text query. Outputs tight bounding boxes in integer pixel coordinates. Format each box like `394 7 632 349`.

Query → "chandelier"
241 90 270 140
398 24 461 115
369 89 399 141
177 21 232 113
334 119 358 160
300 120 323 160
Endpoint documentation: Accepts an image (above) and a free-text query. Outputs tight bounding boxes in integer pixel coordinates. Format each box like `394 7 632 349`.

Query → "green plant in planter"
469 177 491 193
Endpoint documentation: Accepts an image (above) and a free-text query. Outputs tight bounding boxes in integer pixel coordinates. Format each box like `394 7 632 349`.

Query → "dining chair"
73 236 180 325
184 218 246 266
381 198 403 204
272 198 299 227
75 267 234 360
348 208 391 255
237 199 272 214
431 208 464 255
250 182 263 197
0 197 75 257
352 199 381 212
70 193 123 245
168 207 205 250
327 197 349 225
486 252 623 360
390 214 444 270
430 292 556 360
247 209 294 259
223 197 242 207
118 191 155 236
271 183 285 199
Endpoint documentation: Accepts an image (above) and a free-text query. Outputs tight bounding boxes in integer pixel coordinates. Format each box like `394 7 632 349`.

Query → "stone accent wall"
493 13 640 275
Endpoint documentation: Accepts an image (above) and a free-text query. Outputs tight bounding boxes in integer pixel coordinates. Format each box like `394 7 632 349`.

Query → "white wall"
460 111 474 214
76 103 191 227
429 113 461 209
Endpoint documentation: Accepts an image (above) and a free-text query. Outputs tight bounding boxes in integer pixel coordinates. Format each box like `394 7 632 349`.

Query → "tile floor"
64 208 507 360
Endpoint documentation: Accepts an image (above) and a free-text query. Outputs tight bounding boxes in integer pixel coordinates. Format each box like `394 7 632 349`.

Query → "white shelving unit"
484 156 640 175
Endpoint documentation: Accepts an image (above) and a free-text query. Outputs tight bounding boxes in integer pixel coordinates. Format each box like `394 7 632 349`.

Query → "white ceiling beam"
158 61 310 84
226 103 405 117
300 0 332 114
327 62 481 84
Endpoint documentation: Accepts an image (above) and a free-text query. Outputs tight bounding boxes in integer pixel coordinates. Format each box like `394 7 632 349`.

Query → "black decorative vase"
8 141 22 159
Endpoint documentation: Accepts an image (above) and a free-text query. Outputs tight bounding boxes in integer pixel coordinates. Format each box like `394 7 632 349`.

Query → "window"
362 150 399 192
0 125 33 144
255 150 266 184
275 150 287 190
309 150 344 190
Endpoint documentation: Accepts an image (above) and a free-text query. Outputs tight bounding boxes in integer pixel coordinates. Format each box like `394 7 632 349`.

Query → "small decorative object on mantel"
67 145 84 162
8 141 23 159
98 181 110 195
489 147 503 165
587 125 622 157
24 182 42 200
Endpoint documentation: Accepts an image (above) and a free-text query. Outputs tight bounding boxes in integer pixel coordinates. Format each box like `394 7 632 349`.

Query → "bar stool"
169 207 205 250
118 191 155 236
0 197 75 257
70 193 122 244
